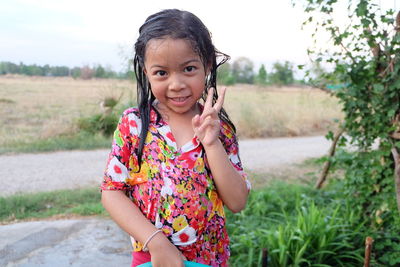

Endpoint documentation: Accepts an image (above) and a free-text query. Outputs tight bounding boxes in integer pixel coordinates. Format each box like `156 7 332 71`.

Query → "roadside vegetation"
0 187 106 223
0 161 384 266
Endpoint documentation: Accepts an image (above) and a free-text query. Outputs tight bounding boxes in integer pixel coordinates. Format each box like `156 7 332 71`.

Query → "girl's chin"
167 103 198 115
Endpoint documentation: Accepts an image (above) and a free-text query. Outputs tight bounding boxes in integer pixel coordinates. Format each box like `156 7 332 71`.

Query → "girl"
101 9 250 267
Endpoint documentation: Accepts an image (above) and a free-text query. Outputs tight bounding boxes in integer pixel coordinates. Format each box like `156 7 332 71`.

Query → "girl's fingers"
192 114 201 128
203 87 226 114
204 87 214 110
213 87 226 113
196 116 219 133
200 107 217 121
201 87 227 119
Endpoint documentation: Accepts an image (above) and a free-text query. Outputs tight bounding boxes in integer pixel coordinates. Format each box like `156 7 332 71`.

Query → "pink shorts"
131 251 152 267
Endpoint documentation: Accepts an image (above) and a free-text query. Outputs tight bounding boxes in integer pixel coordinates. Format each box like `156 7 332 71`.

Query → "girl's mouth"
169 96 190 103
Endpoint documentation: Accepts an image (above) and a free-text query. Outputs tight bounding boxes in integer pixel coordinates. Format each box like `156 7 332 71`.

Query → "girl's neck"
154 101 200 123
153 101 200 149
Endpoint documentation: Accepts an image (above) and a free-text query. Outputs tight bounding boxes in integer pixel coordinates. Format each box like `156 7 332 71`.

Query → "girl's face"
144 38 208 118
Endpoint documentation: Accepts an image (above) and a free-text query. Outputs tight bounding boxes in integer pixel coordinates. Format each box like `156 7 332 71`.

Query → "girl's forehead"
144 38 200 63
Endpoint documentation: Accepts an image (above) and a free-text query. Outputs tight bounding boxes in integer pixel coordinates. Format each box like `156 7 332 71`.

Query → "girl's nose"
168 74 185 91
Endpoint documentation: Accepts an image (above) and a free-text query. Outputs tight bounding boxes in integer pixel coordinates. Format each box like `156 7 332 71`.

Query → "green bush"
227 182 365 267
77 113 118 136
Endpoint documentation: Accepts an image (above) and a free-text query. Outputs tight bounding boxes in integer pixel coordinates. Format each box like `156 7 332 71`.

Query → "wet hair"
133 8 236 168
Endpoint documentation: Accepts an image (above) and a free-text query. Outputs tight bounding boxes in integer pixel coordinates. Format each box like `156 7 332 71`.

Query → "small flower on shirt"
127 161 149 186
208 190 225 218
171 225 197 246
107 157 129 182
113 129 123 147
179 149 202 169
172 215 188 232
161 176 173 197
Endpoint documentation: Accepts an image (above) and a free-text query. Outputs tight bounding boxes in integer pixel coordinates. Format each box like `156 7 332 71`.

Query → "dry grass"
224 84 343 138
0 76 343 149
0 75 135 147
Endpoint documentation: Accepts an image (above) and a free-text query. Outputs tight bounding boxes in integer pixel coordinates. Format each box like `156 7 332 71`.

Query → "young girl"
101 9 250 267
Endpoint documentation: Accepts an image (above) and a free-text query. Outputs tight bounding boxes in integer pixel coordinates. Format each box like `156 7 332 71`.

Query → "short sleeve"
219 122 251 191
101 108 142 191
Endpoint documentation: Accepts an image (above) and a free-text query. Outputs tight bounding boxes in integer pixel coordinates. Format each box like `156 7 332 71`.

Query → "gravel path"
0 136 330 197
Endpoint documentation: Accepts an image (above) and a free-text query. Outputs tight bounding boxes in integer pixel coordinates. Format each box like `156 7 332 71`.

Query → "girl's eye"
155 70 167 76
184 66 196 72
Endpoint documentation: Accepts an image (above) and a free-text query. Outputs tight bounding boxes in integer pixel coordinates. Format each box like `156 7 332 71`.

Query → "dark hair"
133 9 236 168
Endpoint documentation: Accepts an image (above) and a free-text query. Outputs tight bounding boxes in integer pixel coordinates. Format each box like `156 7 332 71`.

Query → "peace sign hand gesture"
192 87 226 149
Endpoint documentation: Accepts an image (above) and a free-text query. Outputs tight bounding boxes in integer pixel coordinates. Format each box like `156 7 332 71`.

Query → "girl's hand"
192 87 226 148
148 233 186 267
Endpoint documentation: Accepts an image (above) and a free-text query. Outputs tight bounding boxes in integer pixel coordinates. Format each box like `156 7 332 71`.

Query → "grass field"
0 75 343 153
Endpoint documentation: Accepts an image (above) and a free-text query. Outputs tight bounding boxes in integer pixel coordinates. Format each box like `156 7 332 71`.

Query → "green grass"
227 181 365 266
0 132 112 155
0 187 106 222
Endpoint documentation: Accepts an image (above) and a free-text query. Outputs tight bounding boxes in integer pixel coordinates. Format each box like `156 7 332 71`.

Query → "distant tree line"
1 58 302 86
0 61 134 80
218 57 302 86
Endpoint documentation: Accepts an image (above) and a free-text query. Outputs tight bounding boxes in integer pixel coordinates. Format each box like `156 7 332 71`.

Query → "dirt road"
0 136 330 197
0 135 331 266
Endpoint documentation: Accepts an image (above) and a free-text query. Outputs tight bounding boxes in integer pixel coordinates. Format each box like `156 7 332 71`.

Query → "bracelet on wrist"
142 229 163 252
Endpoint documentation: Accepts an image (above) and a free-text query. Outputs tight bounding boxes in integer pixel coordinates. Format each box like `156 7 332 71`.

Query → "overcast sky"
1 0 398 73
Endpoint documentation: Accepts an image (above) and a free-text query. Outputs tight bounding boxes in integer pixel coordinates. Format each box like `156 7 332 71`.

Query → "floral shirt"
101 106 250 267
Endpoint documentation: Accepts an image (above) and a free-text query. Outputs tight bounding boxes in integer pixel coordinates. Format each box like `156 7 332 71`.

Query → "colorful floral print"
101 106 250 267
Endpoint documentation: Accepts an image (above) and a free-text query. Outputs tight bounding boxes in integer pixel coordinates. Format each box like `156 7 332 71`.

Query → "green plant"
267 202 363 266
227 182 365 266
294 1 400 264
77 113 118 136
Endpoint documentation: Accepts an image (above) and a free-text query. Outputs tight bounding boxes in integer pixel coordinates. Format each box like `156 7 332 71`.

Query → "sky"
1 0 399 73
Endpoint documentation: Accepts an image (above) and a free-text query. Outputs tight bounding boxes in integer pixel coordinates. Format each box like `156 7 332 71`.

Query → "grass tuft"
0 187 105 223
0 132 111 155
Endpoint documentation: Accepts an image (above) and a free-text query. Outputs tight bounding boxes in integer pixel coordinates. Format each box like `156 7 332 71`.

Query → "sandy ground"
0 135 331 267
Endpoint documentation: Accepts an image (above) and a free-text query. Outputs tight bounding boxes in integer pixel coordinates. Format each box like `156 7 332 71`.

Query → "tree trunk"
391 147 400 213
364 236 373 267
315 128 345 189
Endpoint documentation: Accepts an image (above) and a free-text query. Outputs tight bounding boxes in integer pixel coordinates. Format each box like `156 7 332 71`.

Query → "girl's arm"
203 140 248 213
192 87 249 213
101 190 185 267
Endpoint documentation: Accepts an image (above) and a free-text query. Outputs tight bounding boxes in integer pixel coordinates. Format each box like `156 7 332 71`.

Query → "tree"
298 0 400 264
217 62 235 85
232 57 254 84
71 67 81 79
0 62 20 74
80 65 94 80
255 64 268 85
269 61 294 85
95 65 105 78
49 66 69 76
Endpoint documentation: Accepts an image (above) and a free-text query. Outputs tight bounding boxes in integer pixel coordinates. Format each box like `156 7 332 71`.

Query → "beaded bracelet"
142 229 163 252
